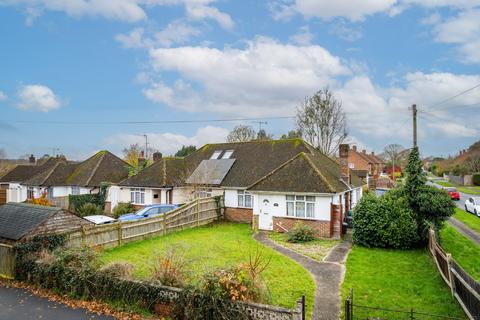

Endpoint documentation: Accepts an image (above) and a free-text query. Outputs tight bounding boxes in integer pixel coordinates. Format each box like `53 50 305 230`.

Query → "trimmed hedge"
473 174 480 186
69 184 108 215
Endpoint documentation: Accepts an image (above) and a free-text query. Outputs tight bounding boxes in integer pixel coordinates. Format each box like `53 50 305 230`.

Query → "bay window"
286 195 315 218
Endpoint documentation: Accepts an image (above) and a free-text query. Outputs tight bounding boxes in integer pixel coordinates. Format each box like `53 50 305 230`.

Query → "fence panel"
65 196 222 249
0 244 15 279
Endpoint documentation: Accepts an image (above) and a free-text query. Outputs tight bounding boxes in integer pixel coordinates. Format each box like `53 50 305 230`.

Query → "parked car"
118 204 179 222
465 197 480 216
83 215 117 225
443 187 460 201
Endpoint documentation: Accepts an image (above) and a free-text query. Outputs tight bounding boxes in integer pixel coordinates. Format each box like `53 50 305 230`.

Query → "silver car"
465 197 480 216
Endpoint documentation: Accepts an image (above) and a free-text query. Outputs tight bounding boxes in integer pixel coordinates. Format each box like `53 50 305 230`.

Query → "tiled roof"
119 157 187 188
0 158 64 183
0 203 61 240
23 151 129 187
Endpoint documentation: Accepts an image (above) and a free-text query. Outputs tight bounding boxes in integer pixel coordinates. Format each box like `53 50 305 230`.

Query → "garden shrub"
152 245 191 287
77 202 103 217
353 191 418 249
112 202 136 218
473 174 480 186
287 222 316 243
69 183 109 215
99 262 134 280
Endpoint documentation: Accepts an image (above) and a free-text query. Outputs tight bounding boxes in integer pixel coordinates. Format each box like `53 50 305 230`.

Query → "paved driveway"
0 286 115 320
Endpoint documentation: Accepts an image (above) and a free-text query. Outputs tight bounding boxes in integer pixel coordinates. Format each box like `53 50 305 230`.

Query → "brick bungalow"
347 145 385 178
109 139 364 238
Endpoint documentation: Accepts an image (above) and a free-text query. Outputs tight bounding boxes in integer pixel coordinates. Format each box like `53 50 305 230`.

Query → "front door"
259 198 273 230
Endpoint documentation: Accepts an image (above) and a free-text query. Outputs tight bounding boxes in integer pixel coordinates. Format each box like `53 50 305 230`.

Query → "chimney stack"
371 151 375 156
339 144 350 185
352 145 357 152
362 150 366 154
29 154 36 164
153 152 163 162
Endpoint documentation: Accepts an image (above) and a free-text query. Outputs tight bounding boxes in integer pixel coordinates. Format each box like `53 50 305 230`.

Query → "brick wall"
272 216 331 238
225 207 253 224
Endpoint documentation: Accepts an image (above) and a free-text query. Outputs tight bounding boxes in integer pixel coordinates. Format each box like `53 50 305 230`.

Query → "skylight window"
221 150 234 159
210 150 222 159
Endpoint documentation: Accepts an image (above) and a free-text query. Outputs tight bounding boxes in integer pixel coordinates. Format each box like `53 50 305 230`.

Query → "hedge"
473 174 480 186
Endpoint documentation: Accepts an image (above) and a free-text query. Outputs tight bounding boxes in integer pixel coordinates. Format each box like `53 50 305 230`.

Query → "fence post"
163 212 167 235
196 199 200 227
301 295 305 320
117 221 122 246
410 308 414 320
446 253 455 296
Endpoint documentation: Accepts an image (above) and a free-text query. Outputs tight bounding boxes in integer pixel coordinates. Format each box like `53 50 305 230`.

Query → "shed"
0 202 91 243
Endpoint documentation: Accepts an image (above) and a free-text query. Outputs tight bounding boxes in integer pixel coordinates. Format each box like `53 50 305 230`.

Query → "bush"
77 202 103 217
353 191 419 249
112 202 136 218
99 262 134 280
151 246 191 287
287 222 316 243
473 174 480 186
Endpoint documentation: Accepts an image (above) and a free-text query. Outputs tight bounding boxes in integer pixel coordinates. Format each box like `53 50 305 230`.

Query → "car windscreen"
446 188 457 192
135 207 150 216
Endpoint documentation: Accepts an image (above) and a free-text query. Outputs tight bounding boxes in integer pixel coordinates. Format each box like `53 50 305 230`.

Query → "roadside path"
254 232 350 320
449 217 480 244
0 285 115 320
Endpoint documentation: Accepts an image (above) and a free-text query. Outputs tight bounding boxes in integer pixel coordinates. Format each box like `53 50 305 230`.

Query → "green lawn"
437 181 480 195
341 246 465 318
439 224 480 280
453 208 480 234
100 223 315 317
268 232 339 261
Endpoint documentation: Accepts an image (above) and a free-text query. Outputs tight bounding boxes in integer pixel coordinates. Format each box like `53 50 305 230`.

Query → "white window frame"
130 188 145 204
27 187 34 200
196 188 212 198
237 190 252 208
71 186 80 196
210 150 222 159
286 195 315 218
222 150 234 159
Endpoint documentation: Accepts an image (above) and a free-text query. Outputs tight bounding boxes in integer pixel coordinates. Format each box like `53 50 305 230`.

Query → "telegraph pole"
411 104 417 148
143 134 148 159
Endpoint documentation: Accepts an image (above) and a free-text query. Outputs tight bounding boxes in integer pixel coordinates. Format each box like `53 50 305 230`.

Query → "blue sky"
0 0 479 160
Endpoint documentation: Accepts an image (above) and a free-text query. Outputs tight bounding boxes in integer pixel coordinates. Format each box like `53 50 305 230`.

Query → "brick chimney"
371 151 375 156
153 151 163 162
352 145 357 152
138 150 146 166
362 149 366 154
339 144 350 185
29 154 36 164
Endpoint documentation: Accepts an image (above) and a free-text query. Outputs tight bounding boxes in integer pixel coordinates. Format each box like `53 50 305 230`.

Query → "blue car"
118 204 179 222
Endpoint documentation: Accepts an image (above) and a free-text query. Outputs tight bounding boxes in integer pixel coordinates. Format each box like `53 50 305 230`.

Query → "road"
0 285 115 320
428 180 469 210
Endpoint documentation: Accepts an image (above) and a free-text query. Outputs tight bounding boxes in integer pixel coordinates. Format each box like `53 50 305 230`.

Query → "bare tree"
467 153 480 173
227 125 256 143
383 144 407 168
296 88 348 157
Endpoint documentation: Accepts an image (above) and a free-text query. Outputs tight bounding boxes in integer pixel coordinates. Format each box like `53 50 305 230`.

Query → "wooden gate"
0 244 16 279
0 189 6 205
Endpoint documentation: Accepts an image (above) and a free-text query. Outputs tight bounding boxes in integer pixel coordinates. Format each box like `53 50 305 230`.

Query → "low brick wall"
225 207 253 224
272 216 331 238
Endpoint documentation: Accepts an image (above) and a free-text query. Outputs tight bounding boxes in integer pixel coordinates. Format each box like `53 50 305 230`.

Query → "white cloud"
115 27 148 49
0 91 7 101
329 20 363 41
184 2 233 29
289 25 313 45
17 84 64 112
104 125 229 155
146 37 350 116
431 9 480 63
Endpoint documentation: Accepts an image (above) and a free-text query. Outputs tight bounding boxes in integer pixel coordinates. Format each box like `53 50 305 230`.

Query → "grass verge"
100 222 315 318
439 224 480 280
436 181 480 195
268 232 339 261
453 208 480 234
341 246 464 318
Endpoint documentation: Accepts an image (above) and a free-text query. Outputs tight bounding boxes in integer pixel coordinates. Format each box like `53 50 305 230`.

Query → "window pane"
287 202 294 216
306 203 315 218
222 150 234 159
245 195 252 208
306 196 315 202
210 151 222 159
238 195 244 207
296 202 305 217
238 190 244 195
141 193 145 204
286 195 295 201
131 192 134 203
296 195 305 201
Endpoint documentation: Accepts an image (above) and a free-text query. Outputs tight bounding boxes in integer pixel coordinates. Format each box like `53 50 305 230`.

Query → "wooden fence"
429 229 480 320
65 196 223 249
0 243 15 279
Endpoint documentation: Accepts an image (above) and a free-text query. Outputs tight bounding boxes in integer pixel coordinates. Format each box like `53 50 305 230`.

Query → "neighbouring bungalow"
20 151 130 208
0 156 65 204
108 139 364 238
0 202 91 245
347 145 385 179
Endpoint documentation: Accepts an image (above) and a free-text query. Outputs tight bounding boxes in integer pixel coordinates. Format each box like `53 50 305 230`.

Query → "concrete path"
449 217 480 244
254 232 350 320
0 285 115 320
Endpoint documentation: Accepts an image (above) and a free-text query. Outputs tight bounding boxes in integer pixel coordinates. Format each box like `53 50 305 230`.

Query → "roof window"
221 150 234 159
210 150 222 159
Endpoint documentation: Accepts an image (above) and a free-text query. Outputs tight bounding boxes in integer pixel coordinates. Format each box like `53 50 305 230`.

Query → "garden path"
254 232 350 320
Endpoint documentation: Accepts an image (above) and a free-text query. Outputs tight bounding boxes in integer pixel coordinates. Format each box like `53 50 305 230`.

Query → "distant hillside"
433 140 480 175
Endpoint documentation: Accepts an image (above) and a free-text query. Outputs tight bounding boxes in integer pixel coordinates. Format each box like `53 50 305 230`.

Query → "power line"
423 81 480 111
